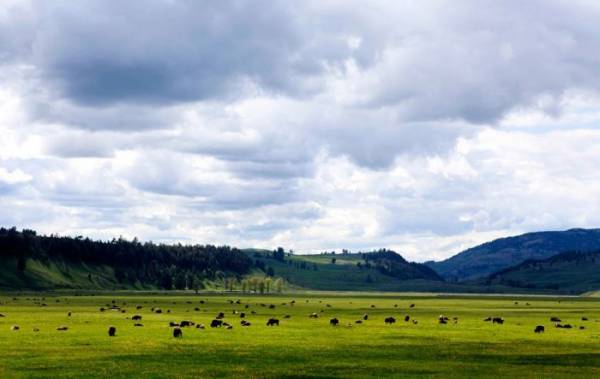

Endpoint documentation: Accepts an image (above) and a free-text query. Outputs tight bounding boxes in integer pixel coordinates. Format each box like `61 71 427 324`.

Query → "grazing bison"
33 327 39 332
154 308 162 314
57 326 68 331
582 317 588 321
132 315 142 321
550 317 561 322
355 320 363 324
136 306 142 310
266 318 280 326
216 312 225 319
226 325 233 329
196 324 205 329
492 317 504 325
108 326 116 337
173 327 182 338
169 322 180 327
269 304 276 309
211 319 223 328
180 320 194 327
534 325 545 333
409 304 415 308
330 318 339 326
404 315 410 322
363 314 369 321
412 320 418 325
134 323 143 327
483 317 492 322
240 313 246 318
385 317 396 325
11 325 19 331
439 315 449 323
241 320 251 327
309 313 319 318
68 312 71 317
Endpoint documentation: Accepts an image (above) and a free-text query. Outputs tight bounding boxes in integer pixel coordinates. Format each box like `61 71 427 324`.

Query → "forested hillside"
481 250 600 294
426 228 600 281
0 228 443 291
0 227 253 290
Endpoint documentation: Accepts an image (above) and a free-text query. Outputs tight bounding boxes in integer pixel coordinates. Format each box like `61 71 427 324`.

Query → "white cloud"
1 1 600 261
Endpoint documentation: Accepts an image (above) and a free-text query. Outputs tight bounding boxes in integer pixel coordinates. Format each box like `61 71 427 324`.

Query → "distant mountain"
426 228 600 281
481 250 600 294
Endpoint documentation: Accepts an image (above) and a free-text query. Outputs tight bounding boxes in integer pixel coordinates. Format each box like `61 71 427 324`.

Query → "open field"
1 293 599 378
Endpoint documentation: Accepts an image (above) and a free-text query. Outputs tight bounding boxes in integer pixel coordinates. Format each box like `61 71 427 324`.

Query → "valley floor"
0 292 599 378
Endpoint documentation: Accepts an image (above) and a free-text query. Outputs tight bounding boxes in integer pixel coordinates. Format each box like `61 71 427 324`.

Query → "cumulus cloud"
1 1 600 260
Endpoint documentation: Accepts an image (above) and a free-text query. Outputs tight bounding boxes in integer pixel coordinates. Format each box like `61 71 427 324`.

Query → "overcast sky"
2 1 600 261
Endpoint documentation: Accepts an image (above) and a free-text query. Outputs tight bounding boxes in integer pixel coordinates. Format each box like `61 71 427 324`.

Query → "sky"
2 1 600 261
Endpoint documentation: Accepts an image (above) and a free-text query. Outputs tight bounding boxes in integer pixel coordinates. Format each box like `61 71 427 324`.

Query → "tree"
265 277 272 293
258 279 265 294
274 278 284 292
266 266 275 277
331 258 336 264
273 247 285 262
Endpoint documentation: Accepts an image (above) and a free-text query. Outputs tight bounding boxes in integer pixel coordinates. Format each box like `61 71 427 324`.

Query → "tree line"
0 227 258 290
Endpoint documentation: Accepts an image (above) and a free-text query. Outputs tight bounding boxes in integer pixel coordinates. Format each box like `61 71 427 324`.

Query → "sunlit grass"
0 293 599 378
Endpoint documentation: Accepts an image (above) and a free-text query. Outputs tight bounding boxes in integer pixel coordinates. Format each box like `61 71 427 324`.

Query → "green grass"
1 292 599 378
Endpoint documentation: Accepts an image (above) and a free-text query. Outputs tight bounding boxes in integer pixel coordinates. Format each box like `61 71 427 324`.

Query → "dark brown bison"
211 319 223 328
240 313 246 318
169 322 180 327
216 312 225 319
483 317 492 322
108 326 116 337
173 327 183 338
492 317 504 324
363 314 368 320
534 325 544 333
330 318 339 326
409 304 415 308
355 320 363 324
241 320 251 326
550 317 561 322
266 318 280 326
57 326 68 331
385 317 396 325
309 313 319 318
132 315 142 321
404 315 410 322
180 320 194 327
134 323 143 327
11 325 19 331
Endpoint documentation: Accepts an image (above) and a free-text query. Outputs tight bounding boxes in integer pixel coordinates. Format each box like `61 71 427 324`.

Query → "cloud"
1 1 600 260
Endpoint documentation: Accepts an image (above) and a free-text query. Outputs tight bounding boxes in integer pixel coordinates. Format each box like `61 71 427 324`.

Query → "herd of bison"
2 297 594 338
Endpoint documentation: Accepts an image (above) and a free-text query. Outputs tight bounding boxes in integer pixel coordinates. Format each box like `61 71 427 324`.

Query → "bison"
56 326 68 331
216 312 225 319
180 320 194 327
363 314 368 321
108 326 116 337
534 325 545 333
266 318 280 326
211 319 223 328
132 315 142 321
550 317 561 322
241 320 251 327
173 327 183 338
330 318 339 326
492 317 504 324
309 313 319 318
385 317 396 325
404 315 410 322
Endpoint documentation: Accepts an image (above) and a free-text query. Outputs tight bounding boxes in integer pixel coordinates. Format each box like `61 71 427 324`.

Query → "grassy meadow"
0 292 599 378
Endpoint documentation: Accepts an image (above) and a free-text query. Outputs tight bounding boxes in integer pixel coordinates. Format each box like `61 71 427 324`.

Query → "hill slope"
481 250 600 294
249 249 444 292
426 228 600 281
